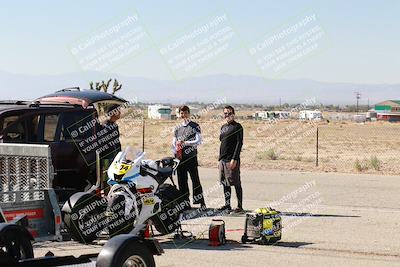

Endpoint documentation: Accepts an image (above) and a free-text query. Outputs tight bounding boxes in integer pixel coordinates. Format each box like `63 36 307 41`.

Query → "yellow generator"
241 208 282 244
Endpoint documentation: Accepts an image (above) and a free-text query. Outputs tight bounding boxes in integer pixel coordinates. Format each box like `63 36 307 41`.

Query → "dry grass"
119 116 400 175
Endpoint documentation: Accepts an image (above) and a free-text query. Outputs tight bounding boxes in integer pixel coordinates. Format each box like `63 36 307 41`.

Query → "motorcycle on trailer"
62 147 187 243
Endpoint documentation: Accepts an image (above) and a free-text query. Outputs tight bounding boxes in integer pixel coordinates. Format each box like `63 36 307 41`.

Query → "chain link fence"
317 122 400 174
119 115 400 175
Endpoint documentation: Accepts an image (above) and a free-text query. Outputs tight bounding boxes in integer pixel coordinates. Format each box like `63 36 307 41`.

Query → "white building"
253 111 291 120
299 110 323 121
353 114 367 123
253 111 268 120
147 105 172 119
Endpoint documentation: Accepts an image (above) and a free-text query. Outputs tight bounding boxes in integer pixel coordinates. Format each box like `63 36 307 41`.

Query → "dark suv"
0 88 126 193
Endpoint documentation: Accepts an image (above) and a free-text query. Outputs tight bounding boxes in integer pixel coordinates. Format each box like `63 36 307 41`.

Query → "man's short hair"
178 105 190 114
224 105 235 114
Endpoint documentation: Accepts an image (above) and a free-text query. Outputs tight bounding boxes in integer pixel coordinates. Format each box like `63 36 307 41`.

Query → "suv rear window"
0 109 98 144
44 114 60 142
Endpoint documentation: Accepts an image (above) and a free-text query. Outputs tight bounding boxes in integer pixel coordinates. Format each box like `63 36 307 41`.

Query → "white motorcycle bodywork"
106 148 178 236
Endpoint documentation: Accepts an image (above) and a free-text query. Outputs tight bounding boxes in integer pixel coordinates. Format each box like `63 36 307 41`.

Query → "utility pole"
142 118 145 152
355 92 361 114
316 127 319 167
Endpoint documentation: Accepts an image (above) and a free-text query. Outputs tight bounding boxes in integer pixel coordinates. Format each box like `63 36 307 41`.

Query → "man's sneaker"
232 207 244 214
217 205 232 212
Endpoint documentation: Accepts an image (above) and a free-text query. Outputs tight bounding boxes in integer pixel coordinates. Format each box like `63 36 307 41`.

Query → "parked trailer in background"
253 111 291 120
299 110 323 121
353 114 367 123
253 111 268 120
148 105 172 120
272 111 291 120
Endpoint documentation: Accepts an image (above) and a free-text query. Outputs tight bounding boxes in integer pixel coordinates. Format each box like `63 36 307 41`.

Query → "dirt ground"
119 116 400 175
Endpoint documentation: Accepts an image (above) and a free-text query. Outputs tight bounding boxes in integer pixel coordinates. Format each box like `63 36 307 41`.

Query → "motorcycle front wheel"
151 184 185 235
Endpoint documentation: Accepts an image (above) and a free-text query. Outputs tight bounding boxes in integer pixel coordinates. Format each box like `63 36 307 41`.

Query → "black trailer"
0 221 162 267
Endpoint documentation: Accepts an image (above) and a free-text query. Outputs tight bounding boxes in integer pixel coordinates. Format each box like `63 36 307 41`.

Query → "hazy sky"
0 0 399 84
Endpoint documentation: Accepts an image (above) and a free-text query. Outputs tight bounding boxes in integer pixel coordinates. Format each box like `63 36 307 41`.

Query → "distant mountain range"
1 71 398 105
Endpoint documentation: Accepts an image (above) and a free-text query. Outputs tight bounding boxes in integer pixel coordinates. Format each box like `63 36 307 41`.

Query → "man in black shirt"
173 105 205 210
218 105 244 213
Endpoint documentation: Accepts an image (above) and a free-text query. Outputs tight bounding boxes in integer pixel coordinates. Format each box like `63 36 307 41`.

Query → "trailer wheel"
116 242 155 267
97 235 155 267
121 253 151 267
62 192 106 243
241 234 248 244
0 224 33 265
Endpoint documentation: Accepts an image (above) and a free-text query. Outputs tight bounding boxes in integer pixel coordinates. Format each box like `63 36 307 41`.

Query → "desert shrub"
354 159 369 172
369 156 381 171
266 149 278 160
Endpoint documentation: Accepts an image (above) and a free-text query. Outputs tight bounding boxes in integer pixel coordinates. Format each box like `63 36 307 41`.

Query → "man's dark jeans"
177 156 205 205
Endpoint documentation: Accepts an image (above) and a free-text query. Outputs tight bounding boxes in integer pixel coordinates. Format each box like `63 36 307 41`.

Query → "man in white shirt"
172 105 206 210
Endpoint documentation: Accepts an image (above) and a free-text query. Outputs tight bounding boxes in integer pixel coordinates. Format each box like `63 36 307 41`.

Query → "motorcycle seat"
158 166 173 179
160 157 175 167
140 164 173 184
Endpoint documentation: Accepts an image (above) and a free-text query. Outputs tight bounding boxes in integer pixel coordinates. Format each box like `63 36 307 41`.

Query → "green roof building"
375 100 400 112
375 100 400 122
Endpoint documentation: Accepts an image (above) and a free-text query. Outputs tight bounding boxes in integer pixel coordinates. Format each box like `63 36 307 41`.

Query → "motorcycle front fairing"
106 147 162 236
